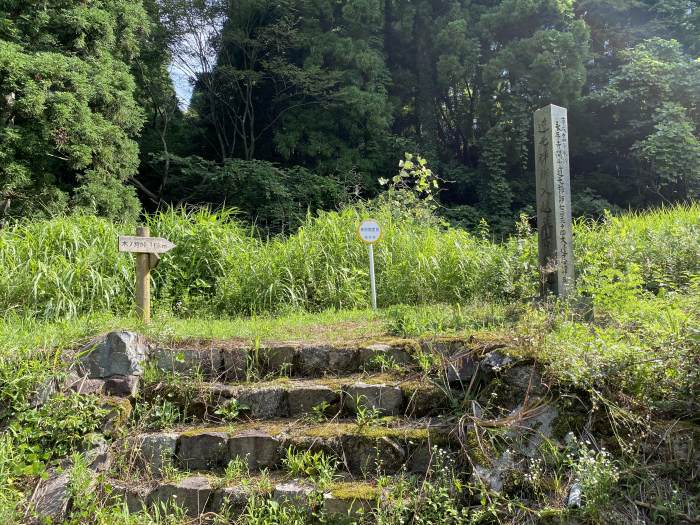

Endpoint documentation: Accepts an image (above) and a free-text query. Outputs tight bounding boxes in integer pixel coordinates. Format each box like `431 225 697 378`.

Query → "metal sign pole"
368 243 377 310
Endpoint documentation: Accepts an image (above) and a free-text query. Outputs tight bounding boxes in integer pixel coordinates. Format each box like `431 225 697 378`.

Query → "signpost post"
357 219 382 310
119 227 175 323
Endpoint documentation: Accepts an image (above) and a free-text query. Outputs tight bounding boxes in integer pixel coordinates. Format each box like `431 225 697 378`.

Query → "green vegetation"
2 203 697 320
3 1 699 524
0 204 697 523
283 448 339 488
2 1 699 232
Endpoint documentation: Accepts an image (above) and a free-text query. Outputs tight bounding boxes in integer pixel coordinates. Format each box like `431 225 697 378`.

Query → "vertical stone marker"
534 104 575 297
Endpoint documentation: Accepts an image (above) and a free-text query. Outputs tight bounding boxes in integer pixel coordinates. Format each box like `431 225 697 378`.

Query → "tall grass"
0 203 697 320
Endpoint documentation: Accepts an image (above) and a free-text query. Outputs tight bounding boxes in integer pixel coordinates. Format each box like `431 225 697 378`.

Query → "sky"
170 64 194 109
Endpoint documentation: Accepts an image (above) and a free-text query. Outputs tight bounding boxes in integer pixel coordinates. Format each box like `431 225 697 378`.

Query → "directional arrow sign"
118 236 176 254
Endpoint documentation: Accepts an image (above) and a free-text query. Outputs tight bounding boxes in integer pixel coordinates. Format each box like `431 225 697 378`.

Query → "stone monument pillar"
534 104 575 297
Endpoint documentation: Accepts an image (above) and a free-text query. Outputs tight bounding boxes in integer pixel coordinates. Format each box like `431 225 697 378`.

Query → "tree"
583 38 700 205
0 0 148 221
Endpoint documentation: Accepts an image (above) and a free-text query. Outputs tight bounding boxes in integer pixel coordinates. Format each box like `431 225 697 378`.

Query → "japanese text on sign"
358 220 382 244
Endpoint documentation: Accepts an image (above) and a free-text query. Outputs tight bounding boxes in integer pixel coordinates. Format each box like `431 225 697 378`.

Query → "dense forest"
1 0 699 233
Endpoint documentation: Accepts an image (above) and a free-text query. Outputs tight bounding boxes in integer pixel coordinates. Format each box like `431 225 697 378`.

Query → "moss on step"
328 481 379 501
299 421 447 443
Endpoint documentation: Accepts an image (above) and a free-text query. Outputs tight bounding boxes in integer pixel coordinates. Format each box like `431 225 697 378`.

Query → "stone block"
323 489 375 516
341 435 405 475
406 443 433 473
107 480 150 513
273 481 313 506
328 347 360 374
234 386 288 419
403 384 448 417
103 375 140 397
81 331 147 378
228 431 280 470
151 346 222 379
445 354 478 383
297 345 330 375
344 383 403 416
148 476 213 516
222 348 248 381
258 345 297 375
177 431 229 470
100 397 132 436
30 468 71 522
209 486 249 515
69 377 106 395
288 386 338 417
358 343 413 370
130 433 178 476
501 365 546 395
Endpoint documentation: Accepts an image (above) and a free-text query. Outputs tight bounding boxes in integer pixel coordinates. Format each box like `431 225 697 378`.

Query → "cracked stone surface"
81 331 148 378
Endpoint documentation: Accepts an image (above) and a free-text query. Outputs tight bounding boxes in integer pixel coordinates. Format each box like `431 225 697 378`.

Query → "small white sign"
357 219 382 244
118 236 176 254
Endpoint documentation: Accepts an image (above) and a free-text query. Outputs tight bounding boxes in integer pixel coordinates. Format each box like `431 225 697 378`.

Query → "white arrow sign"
118 236 176 254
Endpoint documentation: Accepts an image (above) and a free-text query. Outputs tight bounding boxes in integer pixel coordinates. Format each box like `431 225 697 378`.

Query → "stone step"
149 339 426 380
109 474 390 518
146 373 452 420
121 419 457 478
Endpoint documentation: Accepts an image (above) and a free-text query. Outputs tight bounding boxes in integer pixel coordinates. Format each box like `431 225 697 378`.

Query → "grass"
0 203 698 524
2 203 697 321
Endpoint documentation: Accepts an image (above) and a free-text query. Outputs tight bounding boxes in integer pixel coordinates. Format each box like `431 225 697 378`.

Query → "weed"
353 395 382 430
282 448 338 488
215 399 248 422
224 457 250 483
368 353 402 373
566 437 620 516
239 496 308 525
131 396 182 430
309 400 331 423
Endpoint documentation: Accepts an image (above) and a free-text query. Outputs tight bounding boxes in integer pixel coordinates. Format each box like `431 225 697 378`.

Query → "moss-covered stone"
101 396 132 436
329 482 379 501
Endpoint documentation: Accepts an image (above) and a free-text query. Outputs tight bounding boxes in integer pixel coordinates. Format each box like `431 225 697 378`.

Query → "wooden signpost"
119 227 175 323
357 219 382 310
534 104 575 297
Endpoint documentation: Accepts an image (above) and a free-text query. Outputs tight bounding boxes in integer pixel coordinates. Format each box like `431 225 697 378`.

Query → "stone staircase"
67 332 545 521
